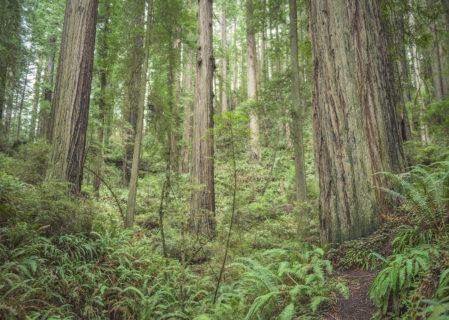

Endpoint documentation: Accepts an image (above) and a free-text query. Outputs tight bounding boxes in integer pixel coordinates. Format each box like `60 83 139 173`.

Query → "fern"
370 245 436 315
279 303 295 320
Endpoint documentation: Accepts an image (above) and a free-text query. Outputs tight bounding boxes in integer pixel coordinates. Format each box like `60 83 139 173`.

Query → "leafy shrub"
421 268 449 319
0 222 214 319
0 140 50 185
424 100 449 145
205 245 348 320
367 161 449 319
0 172 93 235
369 245 438 315
380 159 449 248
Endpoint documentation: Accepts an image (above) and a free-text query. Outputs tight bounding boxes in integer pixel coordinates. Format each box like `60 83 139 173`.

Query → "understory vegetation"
2 0 449 318
0 139 341 320
330 159 449 319
1 136 448 319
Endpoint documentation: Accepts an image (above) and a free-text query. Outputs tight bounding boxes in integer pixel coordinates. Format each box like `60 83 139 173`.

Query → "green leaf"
245 291 281 320
279 303 295 320
309 296 329 312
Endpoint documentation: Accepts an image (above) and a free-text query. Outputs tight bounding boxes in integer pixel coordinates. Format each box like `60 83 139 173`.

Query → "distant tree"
288 0 306 203
126 0 153 229
220 1 228 113
123 1 145 184
246 0 261 161
93 1 111 198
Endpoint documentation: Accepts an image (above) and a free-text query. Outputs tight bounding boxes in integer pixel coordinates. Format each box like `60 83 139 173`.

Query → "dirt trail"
326 270 378 320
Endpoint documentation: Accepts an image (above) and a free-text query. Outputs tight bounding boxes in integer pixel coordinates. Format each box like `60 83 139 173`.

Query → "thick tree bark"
289 0 307 203
29 62 41 142
189 0 216 238
125 0 152 229
387 8 412 142
310 0 405 243
0 0 20 134
46 0 99 194
246 0 261 161
220 4 228 113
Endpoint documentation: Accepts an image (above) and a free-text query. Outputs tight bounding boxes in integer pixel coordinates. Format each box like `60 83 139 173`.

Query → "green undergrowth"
330 159 449 319
0 168 344 320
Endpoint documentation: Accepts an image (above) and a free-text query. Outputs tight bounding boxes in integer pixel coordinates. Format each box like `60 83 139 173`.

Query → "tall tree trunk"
16 67 29 140
246 0 261 161
181 46 193 174
42 36 56 141
29 62 42 142
5 74 16 136
124 3 145 184
93 2 110 198
232 17 238 110
409 13 430 145
93 62 107 198
125 0 153 229
430 22 444 101
310 0 405 243
189 0 216 238
46 0 99 194
289 0 307 203
275 24 281 73
169 36 181 175
0 66 6 132
220 4 228 113
385 8 412 142
260 0 267 82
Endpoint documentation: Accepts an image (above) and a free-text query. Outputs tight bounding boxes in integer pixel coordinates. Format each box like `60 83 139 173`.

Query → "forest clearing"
1 0 449 319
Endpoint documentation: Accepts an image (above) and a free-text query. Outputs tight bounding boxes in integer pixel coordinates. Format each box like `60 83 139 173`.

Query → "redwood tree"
310 0 405 243
246 0 261 161
46 0 99 194
189 0 215 238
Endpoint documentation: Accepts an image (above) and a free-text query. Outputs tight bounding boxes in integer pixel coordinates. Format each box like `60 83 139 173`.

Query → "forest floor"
326 270 378 320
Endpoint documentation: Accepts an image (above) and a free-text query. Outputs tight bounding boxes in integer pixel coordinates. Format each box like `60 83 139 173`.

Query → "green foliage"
368 160 449 319
0 172 93 235
0 221 185 319
0 140 49 185
421 268 449 319
424 100 449 145
219 246 347 319
404 141 449 166
369 245 437 315
379 160 449 244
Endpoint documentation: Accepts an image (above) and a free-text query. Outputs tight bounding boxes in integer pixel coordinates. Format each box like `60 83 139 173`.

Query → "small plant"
379 160 449 235
421 268 449 319
369 245 438 316
229 246 348 319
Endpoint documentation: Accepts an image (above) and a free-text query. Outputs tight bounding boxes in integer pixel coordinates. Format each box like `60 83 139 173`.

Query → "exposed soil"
325 270 378 320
